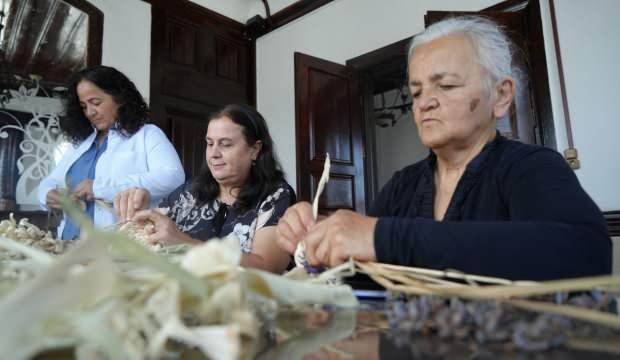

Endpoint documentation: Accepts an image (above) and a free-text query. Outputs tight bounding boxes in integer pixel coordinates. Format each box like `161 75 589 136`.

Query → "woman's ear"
251 140 263 160
493 77 516 119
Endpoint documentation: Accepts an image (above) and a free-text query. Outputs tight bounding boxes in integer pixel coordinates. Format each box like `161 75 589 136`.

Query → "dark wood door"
294 53 366 215
150 0 254 178
425 1 554 146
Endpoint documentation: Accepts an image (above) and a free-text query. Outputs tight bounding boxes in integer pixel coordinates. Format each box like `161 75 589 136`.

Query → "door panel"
309 70 354 163
167 106 211 178
150 0 254 179
295 52 366 214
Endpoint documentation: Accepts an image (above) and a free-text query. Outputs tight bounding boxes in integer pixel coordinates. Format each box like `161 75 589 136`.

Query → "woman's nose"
416 92 439 112
209 146 222 157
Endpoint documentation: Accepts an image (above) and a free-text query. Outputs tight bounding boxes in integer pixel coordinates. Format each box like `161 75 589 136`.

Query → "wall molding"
604 211 620 237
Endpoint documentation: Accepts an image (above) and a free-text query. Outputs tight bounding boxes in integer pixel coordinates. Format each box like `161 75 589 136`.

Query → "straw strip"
506 299 620 330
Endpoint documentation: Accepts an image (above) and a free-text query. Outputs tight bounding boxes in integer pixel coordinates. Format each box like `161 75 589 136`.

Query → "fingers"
275 202 315 254
295 202 316 229
46 189 62 210
72 180 94 201
305 210 376 267
303 220 328 266
133 209 181 246
132 208 164 223
114 190 130 221
114 188 150 222
127 189 149 221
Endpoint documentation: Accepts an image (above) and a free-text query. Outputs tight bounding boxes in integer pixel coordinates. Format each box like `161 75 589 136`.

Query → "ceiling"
0 0 89 82
0 0 308 84
188 0 301 24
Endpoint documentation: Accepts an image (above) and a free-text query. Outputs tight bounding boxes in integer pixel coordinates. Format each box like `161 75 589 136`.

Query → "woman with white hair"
275 16 611 280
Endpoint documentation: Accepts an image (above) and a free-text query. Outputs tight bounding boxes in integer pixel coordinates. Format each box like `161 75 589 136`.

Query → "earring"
252 160 256 166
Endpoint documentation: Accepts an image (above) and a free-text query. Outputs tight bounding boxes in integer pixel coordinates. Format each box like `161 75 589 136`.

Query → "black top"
370 135 611 280
159 180 295 253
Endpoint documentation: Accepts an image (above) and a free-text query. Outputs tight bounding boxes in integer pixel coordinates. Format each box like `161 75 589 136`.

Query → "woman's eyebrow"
430 72 461 82
205 136 233 142
410 72 462 87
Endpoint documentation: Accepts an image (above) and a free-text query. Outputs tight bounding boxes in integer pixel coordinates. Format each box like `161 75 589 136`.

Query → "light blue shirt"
62 136 108 240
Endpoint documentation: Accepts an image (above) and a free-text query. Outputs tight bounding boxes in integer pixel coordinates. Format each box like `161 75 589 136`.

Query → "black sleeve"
368 170 402 217
373 150 611 280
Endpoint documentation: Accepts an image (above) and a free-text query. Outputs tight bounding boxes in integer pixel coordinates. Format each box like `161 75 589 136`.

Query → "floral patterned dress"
158 181 295 253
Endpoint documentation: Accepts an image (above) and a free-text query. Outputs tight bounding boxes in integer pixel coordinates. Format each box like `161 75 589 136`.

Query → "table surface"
33 300 620 359
252 301 620 360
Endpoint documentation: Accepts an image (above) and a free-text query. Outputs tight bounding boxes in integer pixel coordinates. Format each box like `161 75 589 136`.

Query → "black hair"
61 65 148 144
191 104 285 213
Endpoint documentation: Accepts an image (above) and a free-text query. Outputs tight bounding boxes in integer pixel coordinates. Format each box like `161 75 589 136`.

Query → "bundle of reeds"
348 260 620 354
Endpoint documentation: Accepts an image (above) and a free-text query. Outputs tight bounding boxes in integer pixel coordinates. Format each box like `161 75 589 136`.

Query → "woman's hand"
132 209 201 246
303 210 378 267
45 189 63 211
114 188 151 222
275 201 315 254
72 179 94 201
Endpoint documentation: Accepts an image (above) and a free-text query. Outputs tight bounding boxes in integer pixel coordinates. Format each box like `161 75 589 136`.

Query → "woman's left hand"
303 210 379 267
72 179 95 201
132 209 201 246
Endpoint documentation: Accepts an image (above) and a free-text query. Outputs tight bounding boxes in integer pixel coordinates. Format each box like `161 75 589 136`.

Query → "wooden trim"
483 0 529 11
143 0 333 38
62 0 103 67
604 211 620 237
149 0 245 29
548 0 574 149
255 0 334 38
485 0 556 148
270 0 334 28
347 37 411 72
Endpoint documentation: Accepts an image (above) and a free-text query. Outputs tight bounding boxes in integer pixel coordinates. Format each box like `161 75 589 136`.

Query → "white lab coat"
38 124 185 236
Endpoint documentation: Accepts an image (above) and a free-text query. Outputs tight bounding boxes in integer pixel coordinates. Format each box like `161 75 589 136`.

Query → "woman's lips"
421 118 439 125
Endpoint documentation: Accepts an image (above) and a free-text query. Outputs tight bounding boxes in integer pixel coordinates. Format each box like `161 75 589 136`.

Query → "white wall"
88 0 151 100
256 0 499 189
540 0 620 211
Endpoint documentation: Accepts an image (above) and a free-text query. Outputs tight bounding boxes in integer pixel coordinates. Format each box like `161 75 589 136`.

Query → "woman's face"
205 116 262 188
408 33 503 151
77 80 120 133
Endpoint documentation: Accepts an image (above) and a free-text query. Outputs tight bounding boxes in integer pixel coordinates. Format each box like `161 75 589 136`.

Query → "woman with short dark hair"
38 65 185 240
115 104 295 273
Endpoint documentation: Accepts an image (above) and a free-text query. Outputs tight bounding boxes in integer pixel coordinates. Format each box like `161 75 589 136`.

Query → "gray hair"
408 15 521 92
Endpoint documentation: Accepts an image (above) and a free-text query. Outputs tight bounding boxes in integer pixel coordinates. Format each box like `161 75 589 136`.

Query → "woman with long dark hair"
38 65 185 240
115 104 295 273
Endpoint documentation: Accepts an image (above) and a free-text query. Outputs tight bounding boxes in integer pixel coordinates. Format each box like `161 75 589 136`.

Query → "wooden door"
150 0 254 178
425 1 553 146
294 53 366 214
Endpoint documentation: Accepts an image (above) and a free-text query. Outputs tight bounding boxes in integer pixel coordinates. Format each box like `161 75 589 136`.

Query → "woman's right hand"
45 189 63 211
114 188 151 222
275 201 316 254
